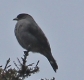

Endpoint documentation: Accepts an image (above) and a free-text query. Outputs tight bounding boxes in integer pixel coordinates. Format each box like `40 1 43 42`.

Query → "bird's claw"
24 51 29 56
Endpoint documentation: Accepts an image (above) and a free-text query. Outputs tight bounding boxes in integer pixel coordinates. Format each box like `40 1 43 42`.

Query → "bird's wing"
28 23 51 52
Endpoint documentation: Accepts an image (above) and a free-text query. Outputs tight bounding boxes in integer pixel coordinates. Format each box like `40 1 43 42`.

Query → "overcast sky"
0 0 84 80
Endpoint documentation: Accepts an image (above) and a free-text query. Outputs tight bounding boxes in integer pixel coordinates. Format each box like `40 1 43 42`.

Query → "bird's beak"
13 17 18 20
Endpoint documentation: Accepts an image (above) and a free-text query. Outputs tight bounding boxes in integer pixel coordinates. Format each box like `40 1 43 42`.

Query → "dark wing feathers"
28 24 51 52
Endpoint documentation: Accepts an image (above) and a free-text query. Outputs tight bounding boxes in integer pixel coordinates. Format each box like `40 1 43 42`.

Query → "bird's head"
13 13 31 21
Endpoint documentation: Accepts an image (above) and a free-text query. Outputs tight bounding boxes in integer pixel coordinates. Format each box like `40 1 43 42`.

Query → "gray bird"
13 13 58 72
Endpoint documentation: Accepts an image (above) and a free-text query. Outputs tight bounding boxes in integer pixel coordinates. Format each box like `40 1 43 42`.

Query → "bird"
13 13 58 72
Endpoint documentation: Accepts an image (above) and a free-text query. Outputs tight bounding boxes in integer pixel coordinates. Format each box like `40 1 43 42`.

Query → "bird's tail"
46 53 58 72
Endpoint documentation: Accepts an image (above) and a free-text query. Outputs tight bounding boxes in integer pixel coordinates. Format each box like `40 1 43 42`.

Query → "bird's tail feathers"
46 53 58 72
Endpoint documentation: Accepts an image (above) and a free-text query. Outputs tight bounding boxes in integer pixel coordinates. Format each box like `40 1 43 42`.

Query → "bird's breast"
14 23 27 49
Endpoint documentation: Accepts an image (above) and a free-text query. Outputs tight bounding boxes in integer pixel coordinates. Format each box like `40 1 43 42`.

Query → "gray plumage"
13 13 58 72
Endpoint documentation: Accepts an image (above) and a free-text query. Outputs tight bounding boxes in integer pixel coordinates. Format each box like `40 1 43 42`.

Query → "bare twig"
4 58 10 70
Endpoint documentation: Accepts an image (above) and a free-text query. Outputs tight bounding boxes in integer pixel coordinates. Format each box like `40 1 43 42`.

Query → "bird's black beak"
13 17 18 20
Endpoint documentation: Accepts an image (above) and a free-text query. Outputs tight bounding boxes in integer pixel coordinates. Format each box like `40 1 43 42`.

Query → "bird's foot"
24 45 31 56
24 51 29 56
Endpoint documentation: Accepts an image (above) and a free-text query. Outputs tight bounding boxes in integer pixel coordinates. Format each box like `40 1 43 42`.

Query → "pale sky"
0 0 84 80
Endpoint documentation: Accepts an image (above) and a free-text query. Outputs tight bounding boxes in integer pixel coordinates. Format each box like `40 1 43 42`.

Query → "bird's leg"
24 51 29 56
24 45 31 56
